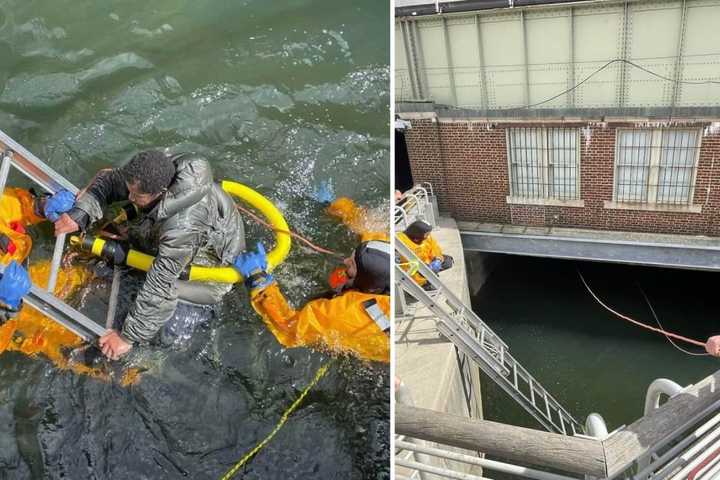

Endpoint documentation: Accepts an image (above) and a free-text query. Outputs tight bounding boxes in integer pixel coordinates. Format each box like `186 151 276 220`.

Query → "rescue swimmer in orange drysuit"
397 219 454 288
233 181 391 363
234 239 390 363
0 187 105 378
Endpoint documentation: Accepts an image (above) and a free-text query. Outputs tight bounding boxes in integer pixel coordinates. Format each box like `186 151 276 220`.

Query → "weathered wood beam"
396 404 607 477
604 369 720 477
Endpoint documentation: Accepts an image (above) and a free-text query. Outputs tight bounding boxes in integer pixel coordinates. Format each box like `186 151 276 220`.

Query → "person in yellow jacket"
234 240 390 363
397 220 454 287
0 187 128 381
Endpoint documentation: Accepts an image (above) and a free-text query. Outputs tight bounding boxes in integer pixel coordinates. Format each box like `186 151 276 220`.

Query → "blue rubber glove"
312 180 335 204
234 243 273 291
0 261 31 311
429 258 442 273
44 189 76 222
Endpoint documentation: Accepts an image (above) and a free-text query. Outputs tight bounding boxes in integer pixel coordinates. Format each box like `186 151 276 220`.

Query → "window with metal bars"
507 128 580 201
614 129 701 205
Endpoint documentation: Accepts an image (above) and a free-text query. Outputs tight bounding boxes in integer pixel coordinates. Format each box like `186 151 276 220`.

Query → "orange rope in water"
577 270 706 348
234 203 344 258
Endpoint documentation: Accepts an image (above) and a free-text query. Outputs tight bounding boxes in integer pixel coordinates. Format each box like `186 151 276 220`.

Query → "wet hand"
44 189 76 222
234 243 268 277
0 260 31 310
706 336 720 357
311 180 335 204
429 258 442 273
54 213 79 236
99 329 133 360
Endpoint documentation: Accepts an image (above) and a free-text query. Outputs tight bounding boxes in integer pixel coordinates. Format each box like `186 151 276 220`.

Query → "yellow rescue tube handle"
69 181 291 284
187 181 291 282
221 180 291 271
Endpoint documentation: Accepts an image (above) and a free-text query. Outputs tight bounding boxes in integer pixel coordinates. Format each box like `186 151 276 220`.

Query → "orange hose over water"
234 203 344 258
578 270 706 348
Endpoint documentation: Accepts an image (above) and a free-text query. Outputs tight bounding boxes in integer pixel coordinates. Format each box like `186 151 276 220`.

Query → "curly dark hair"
120 150 176 194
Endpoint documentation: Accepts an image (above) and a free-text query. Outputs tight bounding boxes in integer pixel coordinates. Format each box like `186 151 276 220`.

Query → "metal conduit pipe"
396 440 579 480
584 413 609 440
644 378 685 416
396 380 433 480
396 458 491 480
396 0 591 18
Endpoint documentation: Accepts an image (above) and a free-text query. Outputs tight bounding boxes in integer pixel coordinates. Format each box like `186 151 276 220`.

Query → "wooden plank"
604 369 720 477
396 404 607 477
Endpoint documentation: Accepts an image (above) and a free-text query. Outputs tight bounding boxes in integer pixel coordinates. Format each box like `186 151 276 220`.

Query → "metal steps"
395 238 583 435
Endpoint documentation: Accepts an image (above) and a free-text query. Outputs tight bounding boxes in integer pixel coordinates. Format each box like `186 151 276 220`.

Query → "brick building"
401 115 720 236
396 0 720 237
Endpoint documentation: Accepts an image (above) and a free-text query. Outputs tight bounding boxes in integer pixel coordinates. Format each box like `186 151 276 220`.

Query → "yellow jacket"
327 197 389 243
0 188 45 265
250 283 390 363
397 231 443 285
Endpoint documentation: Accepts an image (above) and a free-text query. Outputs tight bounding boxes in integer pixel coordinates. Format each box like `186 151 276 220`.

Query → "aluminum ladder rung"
395 238 584 435
0 131 105 343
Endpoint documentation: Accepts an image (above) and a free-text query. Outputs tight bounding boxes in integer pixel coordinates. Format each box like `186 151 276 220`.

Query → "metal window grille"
508 128 579 201
615 129 701 205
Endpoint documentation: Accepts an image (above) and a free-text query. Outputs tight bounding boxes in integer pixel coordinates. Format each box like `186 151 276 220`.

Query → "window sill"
603 201 702 214
506 196 585 208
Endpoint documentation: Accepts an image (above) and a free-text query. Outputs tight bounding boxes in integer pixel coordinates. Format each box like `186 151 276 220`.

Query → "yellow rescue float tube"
70 181 291 283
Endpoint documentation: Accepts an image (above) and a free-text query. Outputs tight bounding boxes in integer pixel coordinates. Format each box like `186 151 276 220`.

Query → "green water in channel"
0 1 390 478
473 256 720 478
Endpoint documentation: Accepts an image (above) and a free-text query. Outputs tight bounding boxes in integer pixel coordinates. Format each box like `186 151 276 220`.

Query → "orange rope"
578 270 706 348
234 203 344 259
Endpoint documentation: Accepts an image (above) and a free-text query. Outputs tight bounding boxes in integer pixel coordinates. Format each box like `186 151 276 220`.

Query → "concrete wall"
402 116 720 236
395 218 484 477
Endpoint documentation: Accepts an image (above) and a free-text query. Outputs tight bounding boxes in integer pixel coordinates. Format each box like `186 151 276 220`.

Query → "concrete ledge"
604 200 702 214
507 196 585 208
459 222 720 271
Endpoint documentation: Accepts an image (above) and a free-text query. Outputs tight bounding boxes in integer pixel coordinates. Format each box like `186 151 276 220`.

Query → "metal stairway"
395 238 583 435
0 129 104 341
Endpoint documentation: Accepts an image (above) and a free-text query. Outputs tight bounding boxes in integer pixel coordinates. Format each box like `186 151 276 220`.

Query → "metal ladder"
0 128 104 341
395 238 583 435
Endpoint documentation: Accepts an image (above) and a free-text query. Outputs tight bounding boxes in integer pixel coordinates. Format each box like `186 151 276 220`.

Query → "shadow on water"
0 0 389 478
471 255 719 472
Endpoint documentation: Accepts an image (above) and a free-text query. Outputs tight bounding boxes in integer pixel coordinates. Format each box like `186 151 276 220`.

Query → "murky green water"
0 1 389 478
472 256 719 472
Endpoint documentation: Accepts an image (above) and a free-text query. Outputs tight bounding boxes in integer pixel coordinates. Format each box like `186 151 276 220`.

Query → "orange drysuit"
250 283 390 363
246 197 390 363
327 197 389 243
0 188 130 381
396 231 443 286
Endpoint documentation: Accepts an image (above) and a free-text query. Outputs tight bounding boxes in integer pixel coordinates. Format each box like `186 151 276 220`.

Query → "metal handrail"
395 183 436 229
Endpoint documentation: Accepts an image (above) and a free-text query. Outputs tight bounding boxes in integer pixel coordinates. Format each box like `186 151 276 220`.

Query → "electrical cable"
518 58 720 110
577 269 706 348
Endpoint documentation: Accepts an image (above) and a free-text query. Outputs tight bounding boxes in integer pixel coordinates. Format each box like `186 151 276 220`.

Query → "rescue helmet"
353 240 390 294
404 220 432 244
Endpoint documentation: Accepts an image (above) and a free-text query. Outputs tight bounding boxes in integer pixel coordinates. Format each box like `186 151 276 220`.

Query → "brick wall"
403 118 720 237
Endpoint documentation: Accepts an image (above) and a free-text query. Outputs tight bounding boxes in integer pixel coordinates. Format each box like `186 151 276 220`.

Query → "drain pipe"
644 378 684 416
396 378 433 480
584 413 609 440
